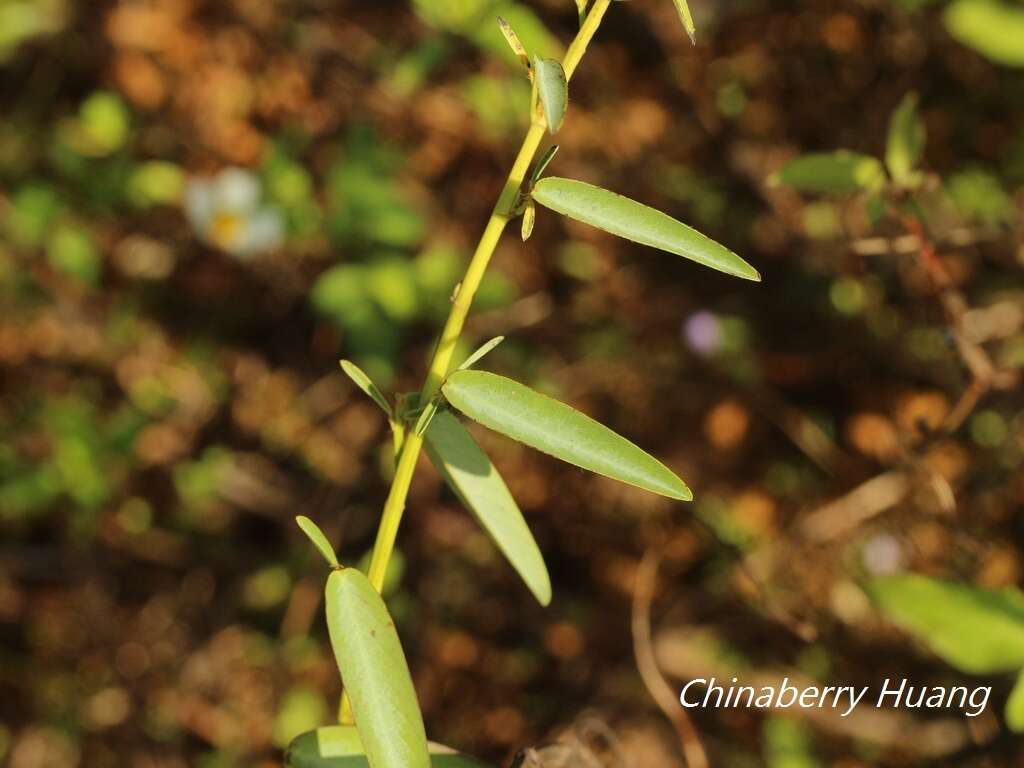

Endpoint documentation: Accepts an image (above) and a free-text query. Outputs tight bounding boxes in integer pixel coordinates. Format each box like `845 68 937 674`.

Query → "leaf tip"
535 583 553 607
712 260 761 282
528 563 552 606
726 256 762 282
670 484 694 502
296 515 340 568
657 472 693 501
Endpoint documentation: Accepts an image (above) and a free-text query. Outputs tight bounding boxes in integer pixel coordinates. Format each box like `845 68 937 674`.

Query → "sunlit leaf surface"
442 370 692 501
532 177 759 281
425 410 551 605
324 569 429 768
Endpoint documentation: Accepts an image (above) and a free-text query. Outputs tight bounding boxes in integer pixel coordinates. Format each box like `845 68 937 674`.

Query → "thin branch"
632 549 709 768
899 214 1020 432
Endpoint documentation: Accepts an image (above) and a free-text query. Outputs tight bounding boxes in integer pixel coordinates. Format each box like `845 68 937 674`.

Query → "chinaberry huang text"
679 677 991 718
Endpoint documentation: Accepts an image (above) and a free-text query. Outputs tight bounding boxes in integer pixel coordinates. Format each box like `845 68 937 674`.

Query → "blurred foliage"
944 0 1024 67
0 0 65 62
413 0 561 66
763 718 822 768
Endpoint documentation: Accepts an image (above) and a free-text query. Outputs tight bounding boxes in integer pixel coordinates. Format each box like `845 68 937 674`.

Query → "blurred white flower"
862 533 904 575
184 168 284 257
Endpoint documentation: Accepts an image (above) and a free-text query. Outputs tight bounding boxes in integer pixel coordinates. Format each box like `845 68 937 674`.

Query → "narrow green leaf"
866 574 1024 674
286 726 492 767
532 177 759 281
575 0 589 25
1007 668 1024 733
424 411 551 606
340 360 392 417
295 516 339 568
521 199 536 241
533 57 567 134
769 152 886 195
671 0 697 44
944 0 1024 67
529 144 559 189
413 399 439 437
496 16 529 70
325 569 429 768
885 93 926 186
458 336 505 372
442 370 692 501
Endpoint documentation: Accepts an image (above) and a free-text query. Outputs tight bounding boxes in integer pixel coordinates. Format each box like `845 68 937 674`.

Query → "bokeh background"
1 0 1023 765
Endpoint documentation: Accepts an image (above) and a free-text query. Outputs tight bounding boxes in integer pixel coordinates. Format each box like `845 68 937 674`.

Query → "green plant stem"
339 2 612 723
364 0 612 600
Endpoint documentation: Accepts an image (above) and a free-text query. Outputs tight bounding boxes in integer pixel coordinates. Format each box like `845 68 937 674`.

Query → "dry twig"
632 550 709 768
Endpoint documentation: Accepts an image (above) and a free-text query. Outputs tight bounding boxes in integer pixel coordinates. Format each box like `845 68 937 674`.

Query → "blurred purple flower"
683 310 722 355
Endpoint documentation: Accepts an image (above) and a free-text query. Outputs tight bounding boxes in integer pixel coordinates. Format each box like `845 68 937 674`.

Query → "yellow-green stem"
336 0 612 724
364 0 612 621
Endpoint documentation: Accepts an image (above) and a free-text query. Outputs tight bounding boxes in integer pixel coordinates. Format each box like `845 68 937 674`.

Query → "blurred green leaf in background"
0 0 66 62
944 0 1024 67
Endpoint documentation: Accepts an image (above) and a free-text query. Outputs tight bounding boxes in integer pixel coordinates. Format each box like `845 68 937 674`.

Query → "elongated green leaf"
575 0 589 26
286 726 491 768
1007 668 1024 733
458 336 505 372
944 0 1024 67
340 360 392 417
770 152 886 195
529 144 559 189
424 411 551 605
442 370 692 501
866 574 1024 674
886 93 925 186
413 399 439 437
325 569 429 768
533 57 567 134
671 0 697 43
296 516 339 568
531 177 759 281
